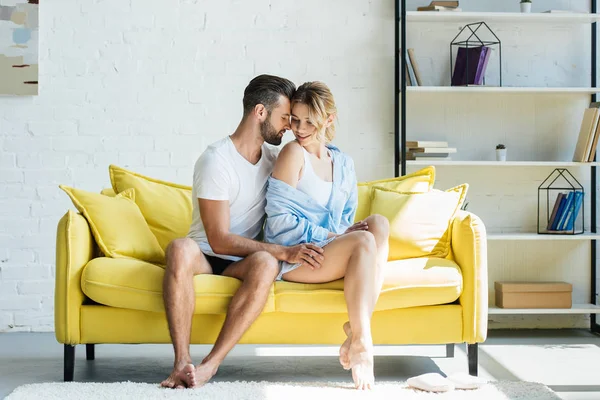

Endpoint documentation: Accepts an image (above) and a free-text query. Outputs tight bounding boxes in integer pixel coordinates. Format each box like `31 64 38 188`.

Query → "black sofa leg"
64 345 75 382
86 344 95 361
446 343 455 358
467 343 478 376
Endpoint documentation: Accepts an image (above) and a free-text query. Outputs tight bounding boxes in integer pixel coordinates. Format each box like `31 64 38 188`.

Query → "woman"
264 82 390 390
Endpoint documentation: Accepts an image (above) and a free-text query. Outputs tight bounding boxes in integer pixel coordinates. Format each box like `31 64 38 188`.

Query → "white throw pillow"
407 373 454 392
447 372 486 390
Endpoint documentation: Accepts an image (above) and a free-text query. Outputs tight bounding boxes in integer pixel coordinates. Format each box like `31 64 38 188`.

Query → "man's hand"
344 220 369 234
283 244 324 270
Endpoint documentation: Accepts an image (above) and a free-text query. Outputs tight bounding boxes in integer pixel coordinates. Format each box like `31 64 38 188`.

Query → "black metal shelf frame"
395 0 600 337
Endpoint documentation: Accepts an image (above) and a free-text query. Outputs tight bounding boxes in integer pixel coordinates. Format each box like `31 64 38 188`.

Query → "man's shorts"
203 253 235 276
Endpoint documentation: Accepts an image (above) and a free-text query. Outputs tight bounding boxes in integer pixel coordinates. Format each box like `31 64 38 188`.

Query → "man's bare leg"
160 238 212 389
340 214 389 369
186 251 280 388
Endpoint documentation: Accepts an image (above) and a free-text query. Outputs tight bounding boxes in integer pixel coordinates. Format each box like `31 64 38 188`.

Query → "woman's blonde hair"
291 82 337 143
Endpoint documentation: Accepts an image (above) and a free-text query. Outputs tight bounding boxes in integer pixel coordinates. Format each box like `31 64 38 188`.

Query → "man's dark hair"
242 74 296 117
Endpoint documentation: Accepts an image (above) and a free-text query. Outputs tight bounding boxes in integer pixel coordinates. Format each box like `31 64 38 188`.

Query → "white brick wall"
0 0 595 331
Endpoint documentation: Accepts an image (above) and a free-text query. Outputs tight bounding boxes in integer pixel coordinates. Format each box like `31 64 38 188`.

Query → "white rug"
5 380 560 400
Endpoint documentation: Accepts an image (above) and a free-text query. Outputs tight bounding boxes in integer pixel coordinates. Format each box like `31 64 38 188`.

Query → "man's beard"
260 118 283 146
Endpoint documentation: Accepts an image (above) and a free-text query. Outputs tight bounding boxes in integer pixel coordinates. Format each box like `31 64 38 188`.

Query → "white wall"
0 0 595 331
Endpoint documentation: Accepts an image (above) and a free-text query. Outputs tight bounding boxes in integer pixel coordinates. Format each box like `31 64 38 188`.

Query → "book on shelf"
546 191 583 232
400 48 423 86
572 105 600 162
417 5 462 12
405 154 452 161
406 140 448 148
408 147 457 154
452 46 491 86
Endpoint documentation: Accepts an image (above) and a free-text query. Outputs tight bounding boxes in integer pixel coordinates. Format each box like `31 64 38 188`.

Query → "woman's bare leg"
340 214 389 369
282 231 378 390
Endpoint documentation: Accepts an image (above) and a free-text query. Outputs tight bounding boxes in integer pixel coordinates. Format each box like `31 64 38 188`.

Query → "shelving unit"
396 1 599 336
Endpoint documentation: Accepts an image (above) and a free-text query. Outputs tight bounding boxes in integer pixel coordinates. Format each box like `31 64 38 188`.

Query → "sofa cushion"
109 165 193 250
82 257 461 315
274 257 462 313
81 257 275 314
59 186 165 264
355 166 435 222
370 184 468 260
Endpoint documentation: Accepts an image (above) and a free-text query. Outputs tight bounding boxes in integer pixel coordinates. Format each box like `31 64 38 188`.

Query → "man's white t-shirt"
187 136 278 261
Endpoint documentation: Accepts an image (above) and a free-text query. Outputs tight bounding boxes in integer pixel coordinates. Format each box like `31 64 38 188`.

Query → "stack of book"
417 1 461 12
451 46 492 86
546 191 584 232
572 103 600 162
405 141 456 160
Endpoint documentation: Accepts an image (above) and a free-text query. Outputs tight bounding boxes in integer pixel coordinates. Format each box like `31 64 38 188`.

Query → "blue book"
551 194 568 231
556 192 574 231
566 192 584 231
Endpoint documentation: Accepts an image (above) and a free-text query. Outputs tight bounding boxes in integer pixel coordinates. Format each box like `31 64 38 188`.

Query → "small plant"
520 0 531 3
461 201 469 211
496 144 506 150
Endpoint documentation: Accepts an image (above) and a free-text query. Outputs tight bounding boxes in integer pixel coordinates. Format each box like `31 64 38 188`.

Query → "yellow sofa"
54 166 488 381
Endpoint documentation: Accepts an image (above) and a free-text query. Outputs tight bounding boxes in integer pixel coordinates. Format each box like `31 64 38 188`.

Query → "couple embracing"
161 74 390 391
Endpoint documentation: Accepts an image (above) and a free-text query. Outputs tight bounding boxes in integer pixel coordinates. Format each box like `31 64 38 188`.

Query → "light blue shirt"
264 144 358 246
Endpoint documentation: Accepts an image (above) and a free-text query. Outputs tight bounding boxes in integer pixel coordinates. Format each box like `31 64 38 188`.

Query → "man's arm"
199 199 324 268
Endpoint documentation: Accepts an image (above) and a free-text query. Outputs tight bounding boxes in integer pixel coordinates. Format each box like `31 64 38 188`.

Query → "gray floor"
1 330 599 399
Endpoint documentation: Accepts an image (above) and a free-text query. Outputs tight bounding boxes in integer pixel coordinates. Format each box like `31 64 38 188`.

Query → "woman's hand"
284 243 324 270
344 220 369 234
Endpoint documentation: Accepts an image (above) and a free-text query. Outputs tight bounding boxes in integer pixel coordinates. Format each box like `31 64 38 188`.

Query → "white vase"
520 2 532 13
496 148 507 161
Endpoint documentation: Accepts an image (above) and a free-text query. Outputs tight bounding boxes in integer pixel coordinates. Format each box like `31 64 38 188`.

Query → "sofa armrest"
451 210 488 344
54 210 94 345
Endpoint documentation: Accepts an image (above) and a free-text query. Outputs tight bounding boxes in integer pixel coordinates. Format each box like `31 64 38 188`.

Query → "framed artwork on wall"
0 0 39 95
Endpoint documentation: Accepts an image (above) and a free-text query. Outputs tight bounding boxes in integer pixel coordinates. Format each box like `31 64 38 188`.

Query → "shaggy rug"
5 380 560 400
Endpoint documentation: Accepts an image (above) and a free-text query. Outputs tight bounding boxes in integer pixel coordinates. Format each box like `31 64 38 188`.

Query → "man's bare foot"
160 362 195 389
189 360 219 388
347 339 375 390
339 321 352 370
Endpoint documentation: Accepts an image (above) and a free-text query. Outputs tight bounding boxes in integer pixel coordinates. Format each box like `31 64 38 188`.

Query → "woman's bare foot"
189 360 219 388
347 339 375 390
160 362 195 389
339 321 352 370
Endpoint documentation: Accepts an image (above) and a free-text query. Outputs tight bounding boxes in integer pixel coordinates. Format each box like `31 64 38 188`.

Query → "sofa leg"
446 343 455 358
86 344 95 361
64 345 75 382
467 343 478 376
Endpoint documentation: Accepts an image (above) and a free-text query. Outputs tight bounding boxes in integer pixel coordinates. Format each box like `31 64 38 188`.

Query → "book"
408 147 457 153
550 194 568 231
417 5 462 11
406 141 449 148
587 107 600 161
407 49 423 86
405 52 418 86
572 107 600 162
566 192 584 231
474 46 491 85
452 46 489 86
546 193 564 230
431 1 459 6
555 192 574 231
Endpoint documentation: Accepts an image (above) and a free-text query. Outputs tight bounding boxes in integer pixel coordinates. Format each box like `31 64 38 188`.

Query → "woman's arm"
272 141 303 188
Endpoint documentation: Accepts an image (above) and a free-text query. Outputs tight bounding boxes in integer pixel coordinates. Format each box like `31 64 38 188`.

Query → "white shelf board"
487 232 600 241
406 86 600 94
489 304 600 315
406 11 600 24
406 161 600 167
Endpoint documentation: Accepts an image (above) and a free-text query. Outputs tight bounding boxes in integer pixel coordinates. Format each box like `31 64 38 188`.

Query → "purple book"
475 47 491 85
452 46 489 86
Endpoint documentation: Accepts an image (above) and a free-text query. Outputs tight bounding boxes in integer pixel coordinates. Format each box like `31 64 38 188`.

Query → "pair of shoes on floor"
407 372 486 393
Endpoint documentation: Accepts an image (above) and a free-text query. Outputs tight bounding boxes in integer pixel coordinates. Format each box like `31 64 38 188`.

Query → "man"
160 74 326 389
